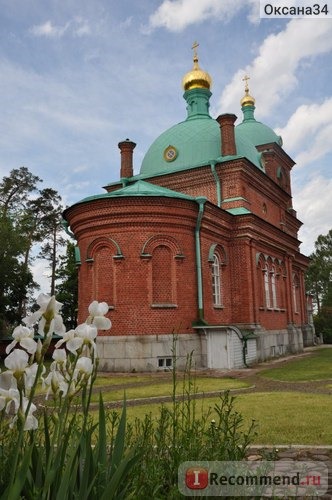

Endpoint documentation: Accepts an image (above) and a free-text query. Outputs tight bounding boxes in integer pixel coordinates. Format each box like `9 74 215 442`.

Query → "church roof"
236 104 282 148
140 50 281 178
75 180 196 205
140 107 265 176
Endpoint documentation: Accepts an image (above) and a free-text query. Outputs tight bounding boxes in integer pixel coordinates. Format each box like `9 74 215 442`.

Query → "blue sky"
0 0 331 287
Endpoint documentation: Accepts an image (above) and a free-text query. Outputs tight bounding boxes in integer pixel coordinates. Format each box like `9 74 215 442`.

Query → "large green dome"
140 114 221 176
140 59 281 178
140 87 262 176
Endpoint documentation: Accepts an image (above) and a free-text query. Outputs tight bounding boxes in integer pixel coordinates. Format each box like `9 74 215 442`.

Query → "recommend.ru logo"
178 460 328 497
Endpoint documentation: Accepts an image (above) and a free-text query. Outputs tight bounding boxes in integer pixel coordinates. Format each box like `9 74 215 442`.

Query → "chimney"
118 139 136 179
216 114 237 156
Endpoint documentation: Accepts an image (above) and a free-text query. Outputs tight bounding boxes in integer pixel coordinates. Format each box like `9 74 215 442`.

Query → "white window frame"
212 254 222 306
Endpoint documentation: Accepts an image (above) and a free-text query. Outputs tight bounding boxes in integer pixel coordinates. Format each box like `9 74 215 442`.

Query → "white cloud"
294 175 332 255
148 0 257 32
275 98 332 167
29 18 91 38
30 20 69 38
218 19 332 117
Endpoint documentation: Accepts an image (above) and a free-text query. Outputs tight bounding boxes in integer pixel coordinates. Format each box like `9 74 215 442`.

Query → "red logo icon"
185 467 209 490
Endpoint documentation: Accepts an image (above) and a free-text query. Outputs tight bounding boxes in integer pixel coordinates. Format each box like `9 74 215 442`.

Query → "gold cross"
192 41 199 59
242 74 250 92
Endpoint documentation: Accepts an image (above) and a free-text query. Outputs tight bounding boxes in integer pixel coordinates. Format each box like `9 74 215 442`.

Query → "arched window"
257 254 284 310
209 245 226 308
212 254 222 306
292 272 300 313
270 264 277 309
263 264 271 308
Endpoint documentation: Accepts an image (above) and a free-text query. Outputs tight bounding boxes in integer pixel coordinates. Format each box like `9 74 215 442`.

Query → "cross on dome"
241 74 255 107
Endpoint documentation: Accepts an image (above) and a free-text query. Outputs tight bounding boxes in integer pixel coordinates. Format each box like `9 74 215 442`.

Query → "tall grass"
122 342 257 499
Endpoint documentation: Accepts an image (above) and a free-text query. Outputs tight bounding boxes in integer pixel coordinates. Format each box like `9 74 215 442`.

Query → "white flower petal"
5 350 29 373
92 316 111 330
20 338 38 355
66 337 83 354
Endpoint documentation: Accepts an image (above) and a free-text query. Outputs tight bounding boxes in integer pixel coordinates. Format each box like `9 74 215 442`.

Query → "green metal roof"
236 105 282 149
139 88 267 177
75 180 196 205
140 116 222 176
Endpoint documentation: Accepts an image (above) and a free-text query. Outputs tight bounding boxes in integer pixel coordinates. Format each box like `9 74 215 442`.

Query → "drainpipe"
228 325 251 368
61 219 75 239
195 197 207 325
210 161 221 207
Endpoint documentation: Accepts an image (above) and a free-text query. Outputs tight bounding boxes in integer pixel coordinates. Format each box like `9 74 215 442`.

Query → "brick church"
63 46 315 371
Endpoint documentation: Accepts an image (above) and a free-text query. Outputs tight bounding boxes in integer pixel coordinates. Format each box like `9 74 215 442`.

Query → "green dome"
140 87 262 176
236 105 282 148
140 116 221 176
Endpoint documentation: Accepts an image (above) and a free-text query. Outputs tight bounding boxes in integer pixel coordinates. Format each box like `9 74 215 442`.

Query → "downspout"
195 197 208 325
230 326 251 368
210 161 221 207
61 219 75 239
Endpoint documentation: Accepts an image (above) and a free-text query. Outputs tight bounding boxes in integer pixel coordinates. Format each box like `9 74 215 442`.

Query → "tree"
0 166 41 217
55 241 78 330
306 229 332 342
0 167 65 335
0 215 35 335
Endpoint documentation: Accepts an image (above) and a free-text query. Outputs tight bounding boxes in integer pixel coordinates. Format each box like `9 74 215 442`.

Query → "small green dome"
236 105 282 148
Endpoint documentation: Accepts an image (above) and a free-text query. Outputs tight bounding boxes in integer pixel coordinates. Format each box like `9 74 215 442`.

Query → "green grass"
113 391 332 446
233 392 332 445
93 375 153 387
92 377 250 402
259 347 332 381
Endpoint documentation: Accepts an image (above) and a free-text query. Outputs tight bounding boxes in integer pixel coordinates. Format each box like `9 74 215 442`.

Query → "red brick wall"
65 148 309 338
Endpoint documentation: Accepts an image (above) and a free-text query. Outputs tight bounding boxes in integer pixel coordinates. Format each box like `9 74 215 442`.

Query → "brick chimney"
216 114 237 156
118 139 136 179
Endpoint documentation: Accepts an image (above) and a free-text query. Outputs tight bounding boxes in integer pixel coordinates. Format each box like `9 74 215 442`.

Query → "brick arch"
141 234 184 258
208 243 227 264
86 237 123 261
85 237 122 307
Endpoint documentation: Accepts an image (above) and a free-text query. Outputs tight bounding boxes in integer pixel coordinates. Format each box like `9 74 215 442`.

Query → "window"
292 273 300 313
158 357 173 369
270 265 277 309
257 254 286 310
263 265 271 308
212 254 222 306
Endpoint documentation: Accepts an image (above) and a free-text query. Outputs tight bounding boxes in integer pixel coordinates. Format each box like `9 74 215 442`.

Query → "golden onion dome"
182 42 212 91
240 74 255 107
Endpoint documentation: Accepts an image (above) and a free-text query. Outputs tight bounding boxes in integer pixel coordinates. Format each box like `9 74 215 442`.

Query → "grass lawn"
93 377 251 403
94 348 332 445
259 347 332 381
115 391 332 446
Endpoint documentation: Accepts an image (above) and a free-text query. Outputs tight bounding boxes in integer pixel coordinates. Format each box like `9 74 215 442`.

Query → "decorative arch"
86 237 123 261
208 243 227 264
86 237 122 307
141 235 183 306
141 234 184 258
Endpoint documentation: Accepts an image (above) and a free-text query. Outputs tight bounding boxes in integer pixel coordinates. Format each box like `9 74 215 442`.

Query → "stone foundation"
255 325 304 362
96 333 203 372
